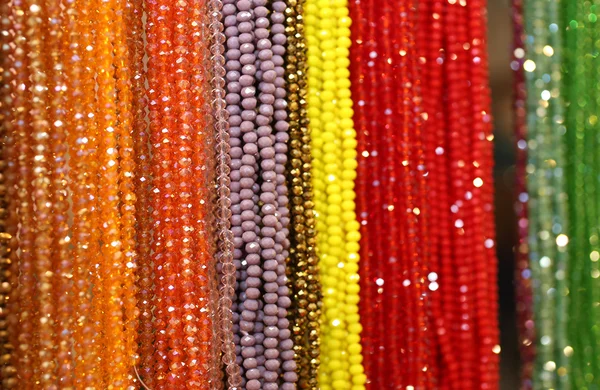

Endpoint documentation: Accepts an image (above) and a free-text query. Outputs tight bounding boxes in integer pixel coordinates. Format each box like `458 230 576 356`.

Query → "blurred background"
487 0 520 388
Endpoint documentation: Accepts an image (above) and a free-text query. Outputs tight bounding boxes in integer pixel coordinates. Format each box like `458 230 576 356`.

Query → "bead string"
563 0 596 386
512 0 535 384
51 0 73 384
190 0 225 386
113 0 139 380
70 0 104 385
254 1 295 387
23 0 57 385
523 0 569 386
222 0 261 383
0 5 17 385
94 0 131 383
146 0 176 385
131 0 155 382
467 0 500 386
206 0 244 386
284 0 322 385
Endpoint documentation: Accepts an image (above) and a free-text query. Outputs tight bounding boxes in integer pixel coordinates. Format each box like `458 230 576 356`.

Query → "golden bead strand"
22 0 57 385
11 1 38 381
67 0 104 385
49 0 74 385
0 3 17 386
113 0 139 384
129 0 155 383
284 0 322 386
94 0 128 383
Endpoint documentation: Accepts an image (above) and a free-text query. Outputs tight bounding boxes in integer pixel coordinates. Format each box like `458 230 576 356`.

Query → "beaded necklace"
305 0 365 388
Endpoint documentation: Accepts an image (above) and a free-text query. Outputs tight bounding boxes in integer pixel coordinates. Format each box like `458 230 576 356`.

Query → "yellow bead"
346 283 360 295
346 313 360 325
349 354 363 365
332 380 351 389
339 16 352 28
348 323 362 335
345 262 359 274
347 333 361 345
352 374 367 385
346 230 361 242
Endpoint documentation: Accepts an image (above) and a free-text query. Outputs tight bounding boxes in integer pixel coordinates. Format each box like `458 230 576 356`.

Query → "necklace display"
0 0 505 387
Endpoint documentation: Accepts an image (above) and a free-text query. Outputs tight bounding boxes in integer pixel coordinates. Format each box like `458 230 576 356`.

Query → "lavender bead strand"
252 0 296 388
207 0 243 387
224 0 297 388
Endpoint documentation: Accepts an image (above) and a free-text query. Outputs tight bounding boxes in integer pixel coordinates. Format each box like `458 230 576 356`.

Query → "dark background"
488 0 520 388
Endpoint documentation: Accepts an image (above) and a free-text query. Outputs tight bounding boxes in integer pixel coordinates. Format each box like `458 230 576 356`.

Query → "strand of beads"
130 0 155 383
23 0 57 385
0 6 17 386
51 0 73 385
512 0 536 386
563 0 597 387
419 0 449 384
189 0 225 386
466 0 500 387
174 0 208 385
284 0 322 386
207 0 244 386
69 0 104 386
523 0 569 387
267 3 297 386
94 0 132 383
146 0 178 385
253 1 295 387
223 0 261 384
305 0 365 388
113 0 139 379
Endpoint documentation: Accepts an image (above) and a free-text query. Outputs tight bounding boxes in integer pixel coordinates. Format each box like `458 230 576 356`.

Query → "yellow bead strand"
305 0 365 388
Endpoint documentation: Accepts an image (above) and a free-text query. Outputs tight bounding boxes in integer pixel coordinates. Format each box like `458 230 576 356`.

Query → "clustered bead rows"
145 0 226 387
284 0 322 387
304 0 366 389
422 0 499 387
350 0 500 387
223 0 296 388
521 0 600 388
0 0 140 387
350 0 433 386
